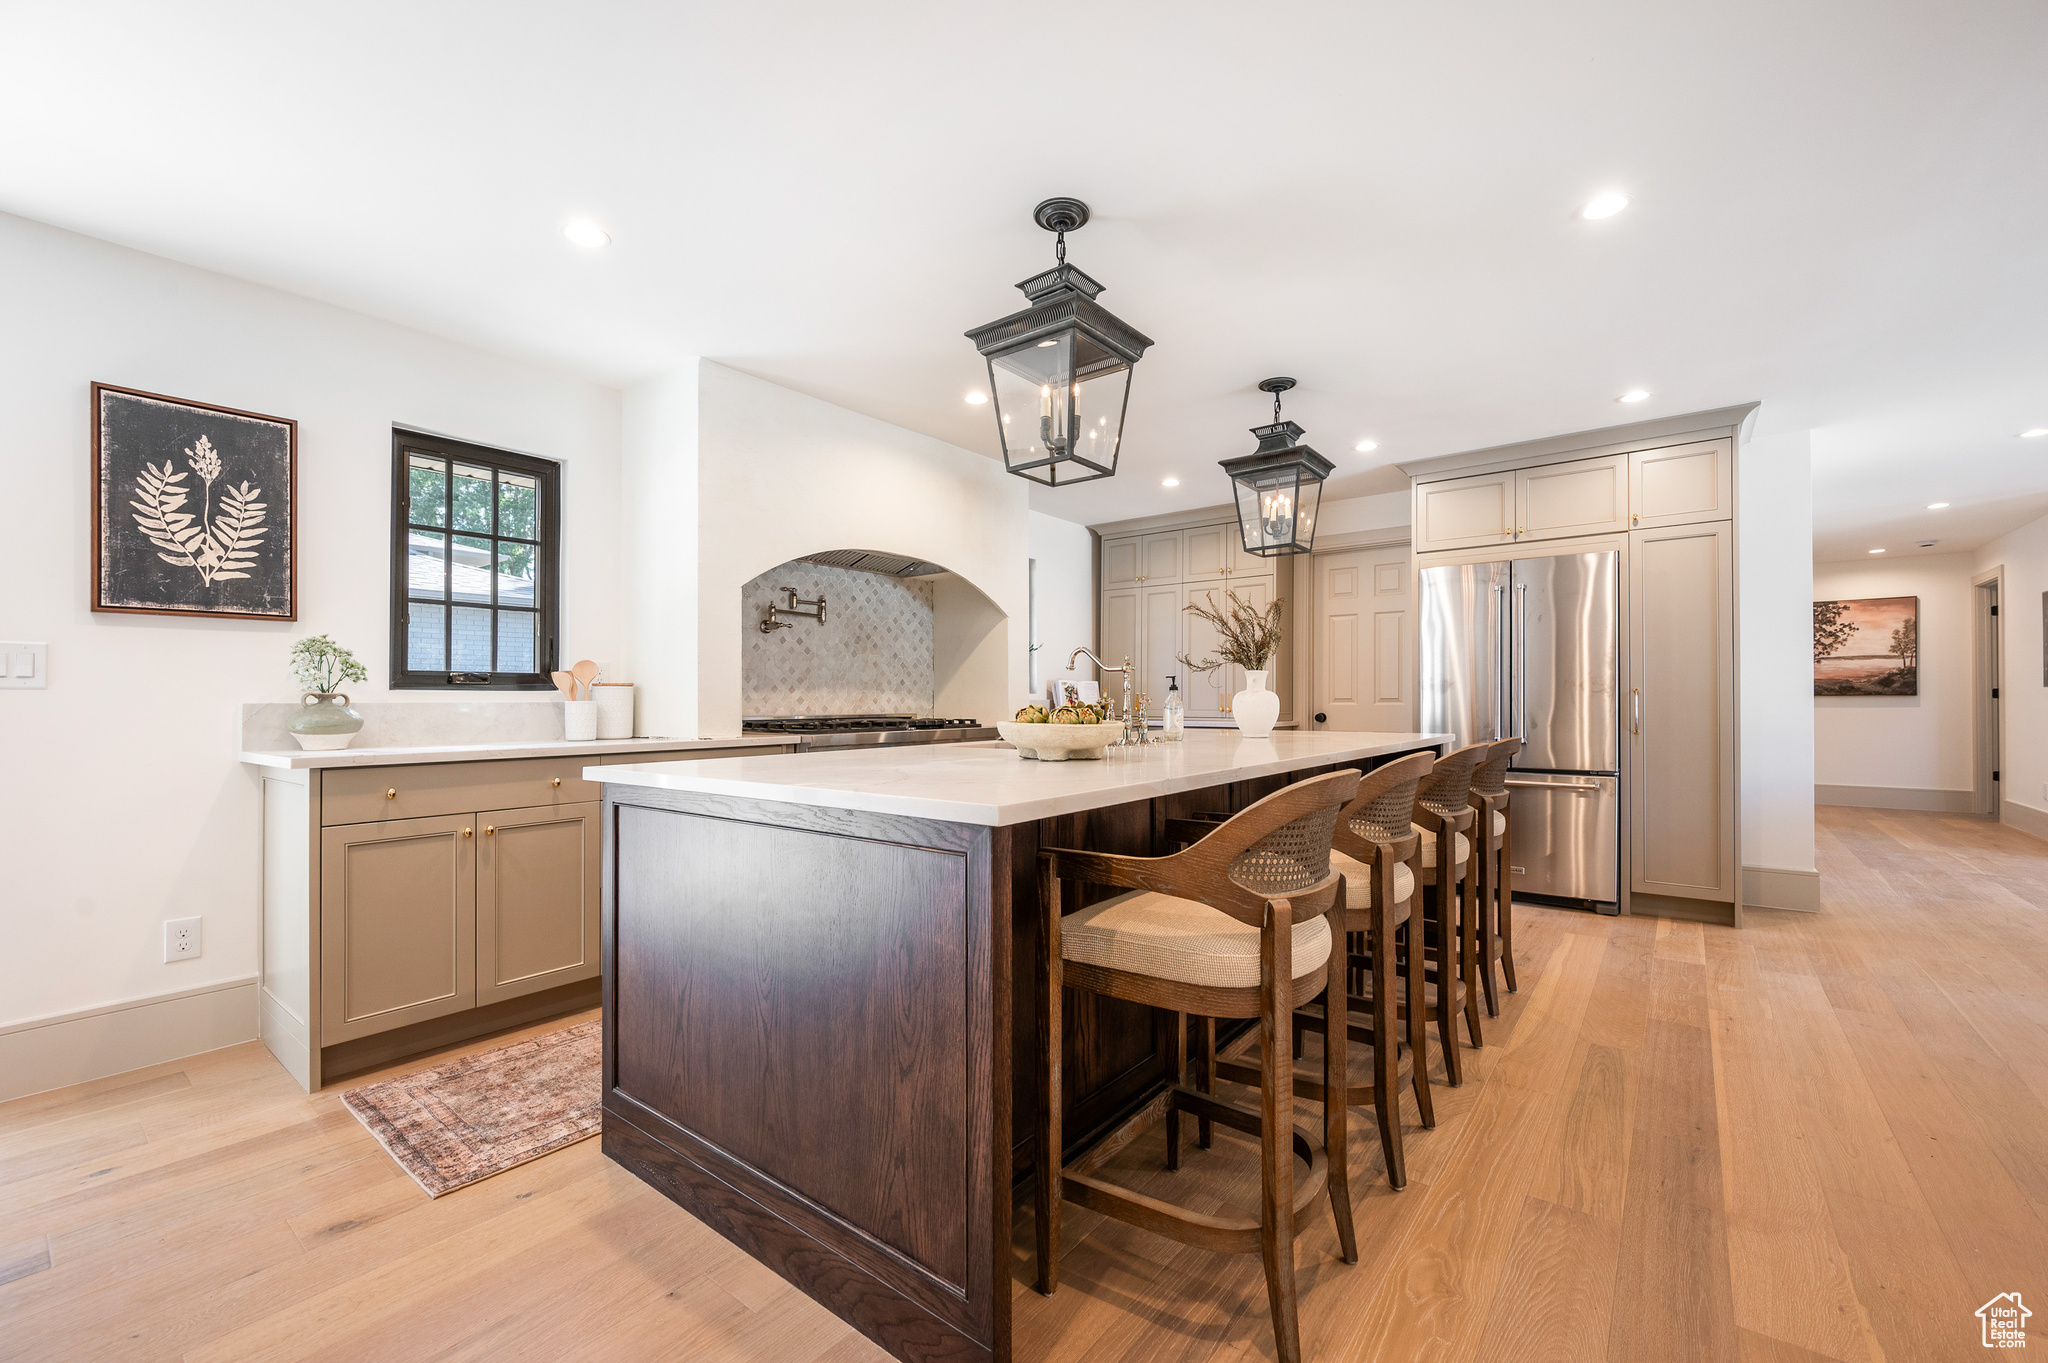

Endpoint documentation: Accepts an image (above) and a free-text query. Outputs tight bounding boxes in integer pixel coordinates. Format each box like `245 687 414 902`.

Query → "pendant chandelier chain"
1055 230 1066 266
1272 387 1283 422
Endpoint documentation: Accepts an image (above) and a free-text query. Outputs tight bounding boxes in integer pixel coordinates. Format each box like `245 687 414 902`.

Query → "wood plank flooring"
3 804 2043 1361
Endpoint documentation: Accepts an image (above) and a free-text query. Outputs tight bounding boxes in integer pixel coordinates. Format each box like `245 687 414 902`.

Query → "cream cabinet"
1416 438 1733 553
1182 522 1242 581
1630 439 1733 528
1414 470 1516 552
1628 522 1736 901
260 744 783 1090
1181 574 1274 717
1516 453 1630 540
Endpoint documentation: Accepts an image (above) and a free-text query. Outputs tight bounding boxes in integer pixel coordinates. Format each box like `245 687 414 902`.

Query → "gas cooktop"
740 715 996 749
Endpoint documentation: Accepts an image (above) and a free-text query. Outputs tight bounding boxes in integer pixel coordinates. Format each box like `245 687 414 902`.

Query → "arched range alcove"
737 548 1010 723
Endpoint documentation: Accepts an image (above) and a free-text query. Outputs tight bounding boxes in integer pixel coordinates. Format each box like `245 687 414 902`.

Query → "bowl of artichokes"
997 703 1126 760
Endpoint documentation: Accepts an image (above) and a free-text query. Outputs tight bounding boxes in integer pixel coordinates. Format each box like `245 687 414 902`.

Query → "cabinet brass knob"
484 825 495 836
386 788 397 799
462 826 473 838
552 777 562 787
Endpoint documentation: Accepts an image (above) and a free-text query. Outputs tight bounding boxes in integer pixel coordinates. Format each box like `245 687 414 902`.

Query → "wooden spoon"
571 659 600 701
551 670 578 700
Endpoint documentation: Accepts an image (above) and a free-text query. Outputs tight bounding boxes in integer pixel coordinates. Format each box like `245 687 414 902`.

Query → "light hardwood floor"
3 805 2044 1361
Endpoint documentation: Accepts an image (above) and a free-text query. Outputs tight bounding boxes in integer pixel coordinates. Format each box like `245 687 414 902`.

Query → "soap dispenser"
1162 674 1186 741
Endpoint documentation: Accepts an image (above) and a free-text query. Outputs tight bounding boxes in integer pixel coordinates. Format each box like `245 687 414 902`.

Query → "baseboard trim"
1816 783 1976 813
1627 892 1736 927
0 976 258 1103
1742 865 1822 913
2004 799 2048 844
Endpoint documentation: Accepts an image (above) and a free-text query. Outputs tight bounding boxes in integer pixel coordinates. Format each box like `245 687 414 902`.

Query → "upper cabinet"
1182 522 1241 581
1415 437 1734 554
1629 439 1733 529
1517 453 1629 540
1414 470 1516 552
1101 530 1186 586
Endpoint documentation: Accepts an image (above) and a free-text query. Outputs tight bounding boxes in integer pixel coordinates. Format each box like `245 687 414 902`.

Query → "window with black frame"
390 431 560 689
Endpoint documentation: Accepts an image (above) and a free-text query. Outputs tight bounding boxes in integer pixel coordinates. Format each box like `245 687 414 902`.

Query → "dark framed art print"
91 383 297 619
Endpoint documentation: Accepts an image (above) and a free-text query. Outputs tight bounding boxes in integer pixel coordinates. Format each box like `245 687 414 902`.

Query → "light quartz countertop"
588 730 1449 826
239 734 794 771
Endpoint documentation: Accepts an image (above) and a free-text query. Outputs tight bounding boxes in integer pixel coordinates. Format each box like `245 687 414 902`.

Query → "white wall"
0 212 622 1029
1316 489 1411 538
636 360 1030 737
1028 511 1095 703
1978 509 2048 837
1812 553 1976 797
1736 431 1817 885
620 368 698 739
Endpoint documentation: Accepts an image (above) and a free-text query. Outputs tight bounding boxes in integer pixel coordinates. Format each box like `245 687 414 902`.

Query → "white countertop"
239 734 794 771
587 730 1450 826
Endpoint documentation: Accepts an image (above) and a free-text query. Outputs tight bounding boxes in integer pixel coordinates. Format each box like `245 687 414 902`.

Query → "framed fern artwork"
91 383 296 619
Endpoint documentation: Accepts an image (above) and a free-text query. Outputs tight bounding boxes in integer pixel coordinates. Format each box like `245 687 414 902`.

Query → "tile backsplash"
742 561 934 716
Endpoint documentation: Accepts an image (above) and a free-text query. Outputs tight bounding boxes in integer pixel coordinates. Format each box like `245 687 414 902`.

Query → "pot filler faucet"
1067 647 1134 737
760 587 827 634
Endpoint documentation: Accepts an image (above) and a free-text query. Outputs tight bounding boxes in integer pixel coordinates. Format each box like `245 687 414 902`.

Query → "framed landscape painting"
1814 595 1917 696
91 383 296 619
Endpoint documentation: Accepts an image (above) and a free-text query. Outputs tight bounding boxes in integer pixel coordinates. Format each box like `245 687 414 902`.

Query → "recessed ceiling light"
2022 428 2048 438
1868 548 1886 554
1927 502 1949 509
1580 191 1631 220
965 391 987 404
1355 440 1378 453
563 218 611 249
1618 389 1651 404
1161 476 1180 488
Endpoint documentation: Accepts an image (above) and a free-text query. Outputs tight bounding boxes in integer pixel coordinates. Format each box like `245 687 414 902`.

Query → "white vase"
1232 670 1281 738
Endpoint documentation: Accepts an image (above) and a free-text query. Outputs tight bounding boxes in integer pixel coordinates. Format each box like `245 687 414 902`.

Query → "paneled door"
476 801 601 1006
1137 585 1182 720
319 813 477 1043
1312 545 1413 730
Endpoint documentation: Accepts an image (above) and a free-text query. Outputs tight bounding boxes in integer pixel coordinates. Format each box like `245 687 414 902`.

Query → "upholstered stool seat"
1412 825 1471 868
1329 850 1415 913
1489 809 1506 838
1063 890 1331 990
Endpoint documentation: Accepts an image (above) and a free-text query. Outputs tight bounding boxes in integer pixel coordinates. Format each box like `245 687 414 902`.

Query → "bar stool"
1259 751 1434 1190
1414 742 1489 1082
1034 770 1362 1363
1468 737 1522 1016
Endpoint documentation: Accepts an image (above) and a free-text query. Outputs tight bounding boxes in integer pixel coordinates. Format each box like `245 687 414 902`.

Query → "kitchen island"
589 730 1446 1363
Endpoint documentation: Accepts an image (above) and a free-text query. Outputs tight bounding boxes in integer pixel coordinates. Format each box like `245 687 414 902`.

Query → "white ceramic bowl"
996 721 1125 761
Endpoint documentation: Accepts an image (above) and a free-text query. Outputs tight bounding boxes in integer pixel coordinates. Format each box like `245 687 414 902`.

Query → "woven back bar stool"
1413 742 1490 1083
1467 737 1522 1016
1034 770 1363 1363
1254 751 1434 1190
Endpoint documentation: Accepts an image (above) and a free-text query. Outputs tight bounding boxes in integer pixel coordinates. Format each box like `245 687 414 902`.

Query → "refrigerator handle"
1631 687 1641 735
1514 581 1528 741
1492 582 1508 740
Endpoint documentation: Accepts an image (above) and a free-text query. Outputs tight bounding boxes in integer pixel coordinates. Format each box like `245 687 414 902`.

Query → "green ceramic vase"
287 692 364 751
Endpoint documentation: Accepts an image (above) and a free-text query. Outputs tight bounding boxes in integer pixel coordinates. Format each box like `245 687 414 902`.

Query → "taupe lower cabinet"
318 801 600 1045
1629 521 1736 900
260 745 781 1090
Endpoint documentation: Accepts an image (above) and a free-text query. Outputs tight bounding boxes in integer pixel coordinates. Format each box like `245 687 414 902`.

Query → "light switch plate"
0 641 48 689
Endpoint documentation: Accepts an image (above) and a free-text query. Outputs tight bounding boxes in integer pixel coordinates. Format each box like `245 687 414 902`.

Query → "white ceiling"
4 1 2045 552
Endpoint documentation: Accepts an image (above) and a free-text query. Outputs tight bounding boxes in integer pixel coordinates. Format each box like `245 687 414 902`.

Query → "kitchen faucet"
1067 647 1134 743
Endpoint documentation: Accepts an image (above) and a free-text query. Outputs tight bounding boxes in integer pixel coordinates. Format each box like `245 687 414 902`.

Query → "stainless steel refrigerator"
1417 551 1620 912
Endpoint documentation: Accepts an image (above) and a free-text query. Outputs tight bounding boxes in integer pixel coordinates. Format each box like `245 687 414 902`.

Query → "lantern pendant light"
965 198 1154 486
1221 377 1334 557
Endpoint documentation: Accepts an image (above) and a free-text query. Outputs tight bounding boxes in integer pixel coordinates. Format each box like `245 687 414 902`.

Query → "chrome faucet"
1067 647 1135 744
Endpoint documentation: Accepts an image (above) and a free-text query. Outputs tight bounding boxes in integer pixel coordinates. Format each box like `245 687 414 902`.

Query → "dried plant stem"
1177 589 1284 675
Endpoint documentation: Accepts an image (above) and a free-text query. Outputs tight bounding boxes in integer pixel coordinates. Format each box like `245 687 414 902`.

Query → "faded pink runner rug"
340 1020 601 1197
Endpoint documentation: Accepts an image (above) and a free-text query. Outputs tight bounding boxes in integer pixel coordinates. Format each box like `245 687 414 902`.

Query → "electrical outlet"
164 916 202 962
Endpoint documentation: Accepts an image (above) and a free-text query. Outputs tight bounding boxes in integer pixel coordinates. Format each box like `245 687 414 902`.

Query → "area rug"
340 1020 601 1197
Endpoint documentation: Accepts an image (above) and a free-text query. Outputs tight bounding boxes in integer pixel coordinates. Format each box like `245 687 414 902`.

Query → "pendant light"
1221 378 1334 557
965 198 1154 486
